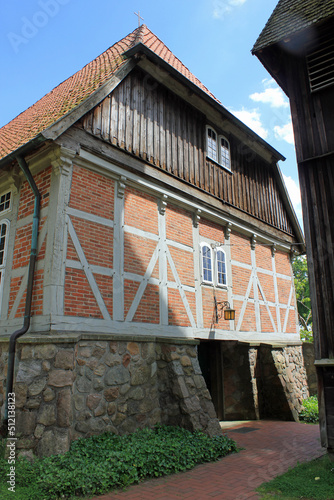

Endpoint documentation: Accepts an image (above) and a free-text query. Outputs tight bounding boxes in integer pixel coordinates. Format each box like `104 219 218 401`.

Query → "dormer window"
206 126 231 171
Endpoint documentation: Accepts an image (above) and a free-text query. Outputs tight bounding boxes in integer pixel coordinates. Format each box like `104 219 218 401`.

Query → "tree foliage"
292 255 313 342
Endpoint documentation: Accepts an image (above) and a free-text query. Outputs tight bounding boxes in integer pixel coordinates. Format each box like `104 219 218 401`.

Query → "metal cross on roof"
134 10 144 27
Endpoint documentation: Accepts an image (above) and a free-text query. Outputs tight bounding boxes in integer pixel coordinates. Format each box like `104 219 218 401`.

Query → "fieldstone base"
0 335 221 458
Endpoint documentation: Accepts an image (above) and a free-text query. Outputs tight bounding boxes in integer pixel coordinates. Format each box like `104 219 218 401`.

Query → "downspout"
4 155 41 424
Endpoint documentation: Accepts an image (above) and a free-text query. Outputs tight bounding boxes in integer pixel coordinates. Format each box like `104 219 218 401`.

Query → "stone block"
37 404 56 426
130 365 151 385
87 394 102 410
34 344 58 360
180 356 191 367
14 383 28 408
16 361 42 384
105 365 130 386
16 410 36 436
104 387 119 402
37 429 69 457
94 364 106 377
48 370 74 387
127 342 139 356
28 377 47 397
54 350 74 370
57 388 72 427
43 387 55 402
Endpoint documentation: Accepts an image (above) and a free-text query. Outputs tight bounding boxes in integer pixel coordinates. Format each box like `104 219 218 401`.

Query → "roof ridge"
0 25 220 160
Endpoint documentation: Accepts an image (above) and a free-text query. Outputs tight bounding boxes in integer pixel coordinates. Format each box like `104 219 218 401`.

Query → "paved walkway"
90 420 325 500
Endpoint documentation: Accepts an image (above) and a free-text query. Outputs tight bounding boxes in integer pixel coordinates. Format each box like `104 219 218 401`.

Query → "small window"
0 192 11 214
216 248 227 286
207 127 218 162
201 243 213 283
0 221 9 312
206 127 231 170
220 137 231 170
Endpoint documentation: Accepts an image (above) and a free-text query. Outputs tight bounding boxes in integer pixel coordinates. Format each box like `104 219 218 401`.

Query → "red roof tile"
0 25 219 161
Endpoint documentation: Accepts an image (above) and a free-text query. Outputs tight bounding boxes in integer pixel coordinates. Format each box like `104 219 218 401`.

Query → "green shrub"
0 425 238 499
299 395 319 423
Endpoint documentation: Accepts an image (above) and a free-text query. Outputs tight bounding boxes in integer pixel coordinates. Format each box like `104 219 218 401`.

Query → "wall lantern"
214 297 235 323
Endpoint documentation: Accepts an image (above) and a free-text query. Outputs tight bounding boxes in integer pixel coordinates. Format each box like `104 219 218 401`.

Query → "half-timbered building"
0 25 308 456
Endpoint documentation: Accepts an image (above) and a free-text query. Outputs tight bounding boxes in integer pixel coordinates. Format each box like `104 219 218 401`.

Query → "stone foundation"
0 335 221 458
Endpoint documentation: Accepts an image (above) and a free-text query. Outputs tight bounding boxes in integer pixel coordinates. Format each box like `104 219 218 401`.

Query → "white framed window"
0 191 11 214
200 243 228 287
0 220 9 313
207 127 218 162
219 136 231 170
206 127 231 171
201 243 213 284
216 247 227 286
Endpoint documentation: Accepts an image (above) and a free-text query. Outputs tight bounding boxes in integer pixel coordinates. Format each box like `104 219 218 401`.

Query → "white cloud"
250 87 289 108
274 121 295 145
283 174 302 221
213 0 247 19
231 108 268 139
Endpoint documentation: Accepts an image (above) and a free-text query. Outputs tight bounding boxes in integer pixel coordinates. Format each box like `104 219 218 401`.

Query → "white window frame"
219 136 231 171
200 242 228 288
206 126 231 171
200 242 213 284
0 219 10 315
0 191 12 215
216 246 227 287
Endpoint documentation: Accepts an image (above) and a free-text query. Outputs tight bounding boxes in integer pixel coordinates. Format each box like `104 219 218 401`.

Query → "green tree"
292 255 313 342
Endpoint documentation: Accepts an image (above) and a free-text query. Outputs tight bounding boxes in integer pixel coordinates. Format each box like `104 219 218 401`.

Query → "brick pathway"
90 420 325 500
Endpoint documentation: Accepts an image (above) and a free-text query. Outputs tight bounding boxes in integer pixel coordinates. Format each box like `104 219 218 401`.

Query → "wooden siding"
80 69 294 235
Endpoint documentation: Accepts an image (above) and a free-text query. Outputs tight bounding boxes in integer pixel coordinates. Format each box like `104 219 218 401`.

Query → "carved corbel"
158 194 168 215
271 243 277 257
193 209 201 228
117 175 127 198
224 222 232 240
8 164 22 193
251 234 257 250
51 147 76 176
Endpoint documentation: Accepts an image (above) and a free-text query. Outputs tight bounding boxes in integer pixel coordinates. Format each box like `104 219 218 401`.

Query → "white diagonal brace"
9 220 48 320
166 246 196 328
236 270 254 332
67 217 111 320
283 283 294 333
125 244 159 322
257 278 277 333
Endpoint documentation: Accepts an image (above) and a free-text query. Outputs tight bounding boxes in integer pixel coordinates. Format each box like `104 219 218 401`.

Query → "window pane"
220 138 230 169
0 223 7 267
202 245 212 282
207 128 217 161
217 249 226 285
0 192 11 213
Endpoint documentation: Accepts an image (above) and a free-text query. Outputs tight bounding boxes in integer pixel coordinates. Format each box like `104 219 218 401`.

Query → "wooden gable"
78 68 295 237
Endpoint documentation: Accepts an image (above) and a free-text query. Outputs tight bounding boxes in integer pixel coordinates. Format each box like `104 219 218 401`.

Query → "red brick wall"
46 164 297 335
8 168 51 318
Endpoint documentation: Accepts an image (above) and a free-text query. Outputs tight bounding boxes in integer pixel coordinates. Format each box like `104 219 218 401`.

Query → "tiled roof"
253 0 334 53
0 25 218 161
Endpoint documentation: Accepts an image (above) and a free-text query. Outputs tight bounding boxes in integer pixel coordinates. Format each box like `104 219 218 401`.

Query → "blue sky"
0 0 302 226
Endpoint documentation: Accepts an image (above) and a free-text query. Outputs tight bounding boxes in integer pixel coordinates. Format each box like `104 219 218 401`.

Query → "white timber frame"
0 147 300 344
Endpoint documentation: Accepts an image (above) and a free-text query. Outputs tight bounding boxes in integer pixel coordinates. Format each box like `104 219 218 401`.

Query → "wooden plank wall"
80 69 294 236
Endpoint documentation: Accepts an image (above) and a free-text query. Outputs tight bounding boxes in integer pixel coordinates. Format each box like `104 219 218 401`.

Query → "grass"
0 425 238 499
257 455 334 500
